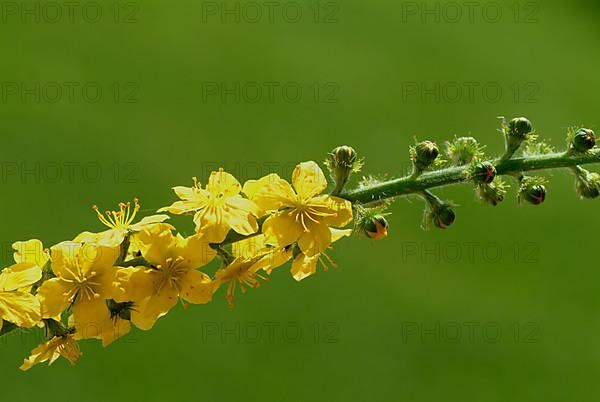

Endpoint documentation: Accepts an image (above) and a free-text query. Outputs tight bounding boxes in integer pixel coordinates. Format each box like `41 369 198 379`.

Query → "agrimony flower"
112 224 216 330
243 161 353 257
35 242 127 346
159 170 259 243
291 228 351 281
20 331 80 371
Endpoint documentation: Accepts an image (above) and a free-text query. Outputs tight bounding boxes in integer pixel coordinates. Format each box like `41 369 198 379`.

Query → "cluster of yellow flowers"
0 161 356 370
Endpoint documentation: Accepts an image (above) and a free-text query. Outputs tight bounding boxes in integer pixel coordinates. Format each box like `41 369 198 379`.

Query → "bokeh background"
1 0 599 400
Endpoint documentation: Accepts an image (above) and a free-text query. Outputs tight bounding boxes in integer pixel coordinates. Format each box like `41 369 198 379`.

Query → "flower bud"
521 184 546 205
364 215 389 240
422 190 455 230
325 145 363 194
413 141 439 171
471 161 496 184
476 180 506 206
518 177 546 205
574 167 600 199
572 128 596 153
433 205 455 229
508 117 533 139
330 145 357 168
502 117 533 160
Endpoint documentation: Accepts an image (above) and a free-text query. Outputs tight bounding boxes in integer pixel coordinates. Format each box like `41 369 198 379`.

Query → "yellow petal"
131 285 178 330
173 185 209 202
242 174 281 199
79 244 120 275
12 239 49 267
207 170 242 197
71 297 112 341
20 335 80 371
0 262 42 292
255 247 293 274
158 199 204 215
111 267 159 303
36 278 73 318
331 228 353 243
128 214 171 231
175 234 217 268
0 291 41 327
180 270 213 304
292 161 328 199
290 254 319 281
100 317 131 347
262 212 303 247
243 174 296 212
193 209 231 243
225 195 260 217
310 195 354 227
223 200 259 236
136 224 177 266
73 229 126 248
297 223 332 257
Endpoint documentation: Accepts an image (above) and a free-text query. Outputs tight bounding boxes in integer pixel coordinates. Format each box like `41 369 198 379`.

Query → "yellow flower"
243 161 353 256
75 198 170 247
112 224 216 330
159 169 259 243
213 256 267 307
290 228 351 281
20 332 81 371
12 239 50 268
0 262 42 328
232 235 292 275
35 242 128 346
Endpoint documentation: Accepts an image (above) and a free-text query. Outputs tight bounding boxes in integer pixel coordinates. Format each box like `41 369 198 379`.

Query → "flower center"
157 256 188 292
93 198 140 230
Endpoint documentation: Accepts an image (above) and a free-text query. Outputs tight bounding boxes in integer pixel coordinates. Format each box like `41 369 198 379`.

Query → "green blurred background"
1 0 599 400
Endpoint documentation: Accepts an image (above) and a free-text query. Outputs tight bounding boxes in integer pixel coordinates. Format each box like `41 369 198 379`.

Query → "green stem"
342 150 600 204
217 150 600 246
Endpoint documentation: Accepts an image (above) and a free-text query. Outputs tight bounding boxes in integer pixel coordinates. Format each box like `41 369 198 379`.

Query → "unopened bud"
326 145 362 195
574 167 600 199
471 161 496 184
364 215 389 240
433 205 455 229
508 117 533 139
413 141 439 171
519 177 547 205
572 128 596 153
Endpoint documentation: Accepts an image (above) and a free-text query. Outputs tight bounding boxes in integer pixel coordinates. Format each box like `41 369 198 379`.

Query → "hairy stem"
341 150 600 204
